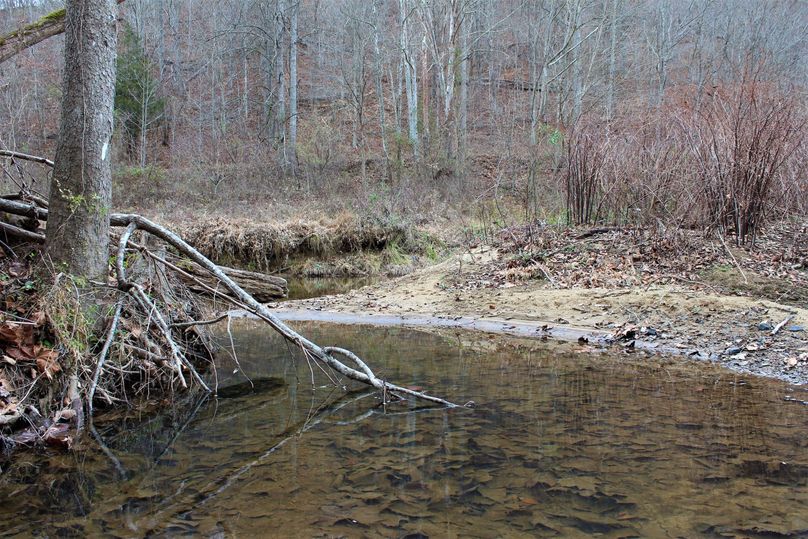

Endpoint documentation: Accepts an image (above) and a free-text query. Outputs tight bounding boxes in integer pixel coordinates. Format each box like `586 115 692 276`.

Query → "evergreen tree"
115 25 164 166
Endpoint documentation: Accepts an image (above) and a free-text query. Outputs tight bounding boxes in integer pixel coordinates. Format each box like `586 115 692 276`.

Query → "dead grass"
178 213 429 274
493 219 808 308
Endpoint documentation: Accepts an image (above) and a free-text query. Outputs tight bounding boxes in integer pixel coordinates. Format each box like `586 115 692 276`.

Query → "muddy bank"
177 215 441 277
267 246 808 385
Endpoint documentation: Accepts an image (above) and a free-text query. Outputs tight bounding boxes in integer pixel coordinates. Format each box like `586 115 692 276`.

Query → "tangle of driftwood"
0 196 461 416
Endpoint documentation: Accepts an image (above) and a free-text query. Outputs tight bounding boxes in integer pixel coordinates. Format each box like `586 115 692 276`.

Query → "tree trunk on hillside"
288 0 299 170
399 0 419 156
274 0 287 156
45 0 118 280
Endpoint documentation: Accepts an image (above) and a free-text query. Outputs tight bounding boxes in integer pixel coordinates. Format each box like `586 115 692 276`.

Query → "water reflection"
285 276 377 301
0 322 806 537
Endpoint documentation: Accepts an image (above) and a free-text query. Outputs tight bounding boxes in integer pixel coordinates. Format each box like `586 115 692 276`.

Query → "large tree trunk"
274 0 287 154
45 0 118 280
399 0 419 156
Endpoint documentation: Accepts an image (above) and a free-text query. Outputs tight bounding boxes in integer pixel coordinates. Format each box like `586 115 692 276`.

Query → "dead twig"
716 232 748 284
171 313 229 329
87 299 124 416
771 314 795 336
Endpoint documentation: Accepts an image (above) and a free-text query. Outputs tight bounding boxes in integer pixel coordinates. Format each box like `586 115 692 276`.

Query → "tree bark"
45 0 118 280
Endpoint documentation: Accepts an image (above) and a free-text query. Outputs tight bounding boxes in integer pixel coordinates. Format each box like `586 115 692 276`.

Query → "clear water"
1 321 806 538
285 276 376 300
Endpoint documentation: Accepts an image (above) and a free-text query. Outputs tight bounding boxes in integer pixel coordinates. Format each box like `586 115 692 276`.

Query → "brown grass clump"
178 214 419 272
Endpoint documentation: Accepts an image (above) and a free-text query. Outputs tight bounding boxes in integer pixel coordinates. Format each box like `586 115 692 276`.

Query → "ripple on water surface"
1 322 806 537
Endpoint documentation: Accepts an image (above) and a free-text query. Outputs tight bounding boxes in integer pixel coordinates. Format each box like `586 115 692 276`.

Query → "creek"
0 320 806 537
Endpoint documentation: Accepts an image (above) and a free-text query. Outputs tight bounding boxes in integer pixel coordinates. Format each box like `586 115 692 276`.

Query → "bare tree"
399 0 419 155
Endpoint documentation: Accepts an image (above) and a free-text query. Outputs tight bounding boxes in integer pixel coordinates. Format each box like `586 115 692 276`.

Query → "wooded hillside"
1 0 806 235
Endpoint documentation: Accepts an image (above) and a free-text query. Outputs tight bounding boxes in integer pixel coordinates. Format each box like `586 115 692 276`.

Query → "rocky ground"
274 223 808 385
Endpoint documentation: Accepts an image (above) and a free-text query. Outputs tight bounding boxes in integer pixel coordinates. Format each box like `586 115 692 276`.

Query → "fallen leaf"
0 322 34 347
31 311 46 326
7 262 26 277
786 357 798 367
35 347 60 380
54 408 76 422
43 423 73 449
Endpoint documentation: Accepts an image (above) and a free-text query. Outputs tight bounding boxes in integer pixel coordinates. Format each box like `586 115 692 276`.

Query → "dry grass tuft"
179 214 419 272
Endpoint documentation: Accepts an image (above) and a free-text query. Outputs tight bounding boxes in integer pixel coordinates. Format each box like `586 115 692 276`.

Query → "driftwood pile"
0 184 458 445
179 263 287 302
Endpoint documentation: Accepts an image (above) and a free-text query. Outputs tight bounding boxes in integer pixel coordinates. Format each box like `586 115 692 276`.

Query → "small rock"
724 346 743 356
787 325 804 332
644 327 658 336
757 322 773 331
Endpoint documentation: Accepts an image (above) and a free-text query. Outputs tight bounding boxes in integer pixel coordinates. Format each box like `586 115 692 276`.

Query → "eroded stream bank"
1 322 806 537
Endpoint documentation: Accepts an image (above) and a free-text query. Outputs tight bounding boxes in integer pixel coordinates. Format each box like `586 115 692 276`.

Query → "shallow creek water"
285 276 377 301
1 321 807 538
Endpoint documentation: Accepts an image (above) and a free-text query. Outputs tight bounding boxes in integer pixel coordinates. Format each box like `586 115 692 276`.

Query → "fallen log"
181 263 288 302
0 150 54 168
0 197 460 410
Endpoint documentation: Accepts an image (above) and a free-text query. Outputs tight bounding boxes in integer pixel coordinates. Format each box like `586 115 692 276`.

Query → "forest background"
1 0 806 247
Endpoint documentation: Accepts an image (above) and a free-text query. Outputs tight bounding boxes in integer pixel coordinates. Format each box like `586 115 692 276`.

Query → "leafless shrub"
774 137 808 218
562 122 609 225
679 78 806 245
601 114 698 228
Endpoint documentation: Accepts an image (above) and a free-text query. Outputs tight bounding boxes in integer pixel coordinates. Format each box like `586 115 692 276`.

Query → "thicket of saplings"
559 82 806 247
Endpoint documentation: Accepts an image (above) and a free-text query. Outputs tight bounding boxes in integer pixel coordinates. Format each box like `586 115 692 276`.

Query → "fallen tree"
180 262 288 302
0 194 459 446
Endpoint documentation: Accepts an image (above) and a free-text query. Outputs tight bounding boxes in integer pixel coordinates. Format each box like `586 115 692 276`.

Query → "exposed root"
87 300 123 416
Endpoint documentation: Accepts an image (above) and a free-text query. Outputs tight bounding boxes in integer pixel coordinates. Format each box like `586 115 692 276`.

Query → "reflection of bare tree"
556 367 598 431
82 384 427 531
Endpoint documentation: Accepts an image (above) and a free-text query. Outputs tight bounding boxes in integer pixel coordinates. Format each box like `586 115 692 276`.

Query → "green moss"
0 7 65 46
19 8 65 34
42 8 66 23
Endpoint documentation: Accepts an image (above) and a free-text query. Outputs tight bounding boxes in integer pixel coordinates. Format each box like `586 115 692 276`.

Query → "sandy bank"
266 247 808 385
